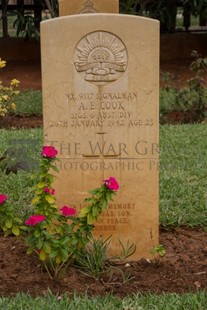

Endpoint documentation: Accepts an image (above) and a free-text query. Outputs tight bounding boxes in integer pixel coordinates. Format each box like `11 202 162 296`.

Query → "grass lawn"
0 291 206 309
160 124 207 228
14 90 42 116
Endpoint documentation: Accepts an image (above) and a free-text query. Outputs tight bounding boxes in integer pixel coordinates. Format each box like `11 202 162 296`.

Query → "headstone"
59 0 119 16
41 14 159 260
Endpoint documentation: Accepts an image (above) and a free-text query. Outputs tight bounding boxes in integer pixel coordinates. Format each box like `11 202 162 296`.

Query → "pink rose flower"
0 194 7 204
104 177 119 191
41 146 58 158
44 187 55 195
60 206 76 217
25 215 46 226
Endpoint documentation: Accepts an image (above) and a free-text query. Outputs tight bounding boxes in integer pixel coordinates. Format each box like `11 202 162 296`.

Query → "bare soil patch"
1 60 41 91
0 228 206 297
0 115 43 129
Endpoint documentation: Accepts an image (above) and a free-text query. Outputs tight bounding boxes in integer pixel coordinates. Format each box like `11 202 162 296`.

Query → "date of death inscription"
48 92 155 128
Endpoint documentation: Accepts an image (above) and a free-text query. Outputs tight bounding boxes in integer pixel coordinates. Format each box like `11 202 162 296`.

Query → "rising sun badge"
74 31 128 84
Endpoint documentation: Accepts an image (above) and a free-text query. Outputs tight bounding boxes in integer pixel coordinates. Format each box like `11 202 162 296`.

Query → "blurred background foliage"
0 0 207 39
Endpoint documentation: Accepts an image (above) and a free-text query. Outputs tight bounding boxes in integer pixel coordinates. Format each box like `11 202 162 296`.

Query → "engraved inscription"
96 204 134 228
79 0 98 14
56 90 154 128
68 202 136 232
74 31 127 84
48 88 154 128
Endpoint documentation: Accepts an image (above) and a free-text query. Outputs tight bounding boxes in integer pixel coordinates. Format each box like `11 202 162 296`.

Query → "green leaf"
59 249 69 262
47 174 55 183
106 191 112 201
79 206 91 217
36 239 43 249
37 182 46 189
55 255 62 265
39 249 47 261
45 196 55 204
52 165 59 172
32 196 40 205
102 199 107 210
49 250 59 259
87 212 95 225
26 248 34 255
5 219 12 229
92 205 99 217
87 198 97 204
62 237 71 246
88 188 100 195
35 189 43 195
39 173 47 178
4 229 12 237
43 242 51 254
12 226 20 236
34 229 40 238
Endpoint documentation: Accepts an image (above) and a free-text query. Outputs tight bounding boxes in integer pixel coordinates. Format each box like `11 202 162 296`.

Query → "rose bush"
24 145 119 279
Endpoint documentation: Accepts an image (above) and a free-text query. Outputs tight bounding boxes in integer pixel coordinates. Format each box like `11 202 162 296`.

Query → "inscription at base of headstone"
41 14 159 260
59 0 119 16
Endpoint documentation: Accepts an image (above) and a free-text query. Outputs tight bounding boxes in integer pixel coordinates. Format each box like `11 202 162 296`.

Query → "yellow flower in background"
2 95 9 101
10 102 16 110
0 58 20 118
11 79 20 86
0 58 6 68
0 108 7 116
14 90 20 95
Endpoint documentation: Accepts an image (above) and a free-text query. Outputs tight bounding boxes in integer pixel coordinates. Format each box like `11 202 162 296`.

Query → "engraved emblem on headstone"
74 31 128 84
80 0 98 14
